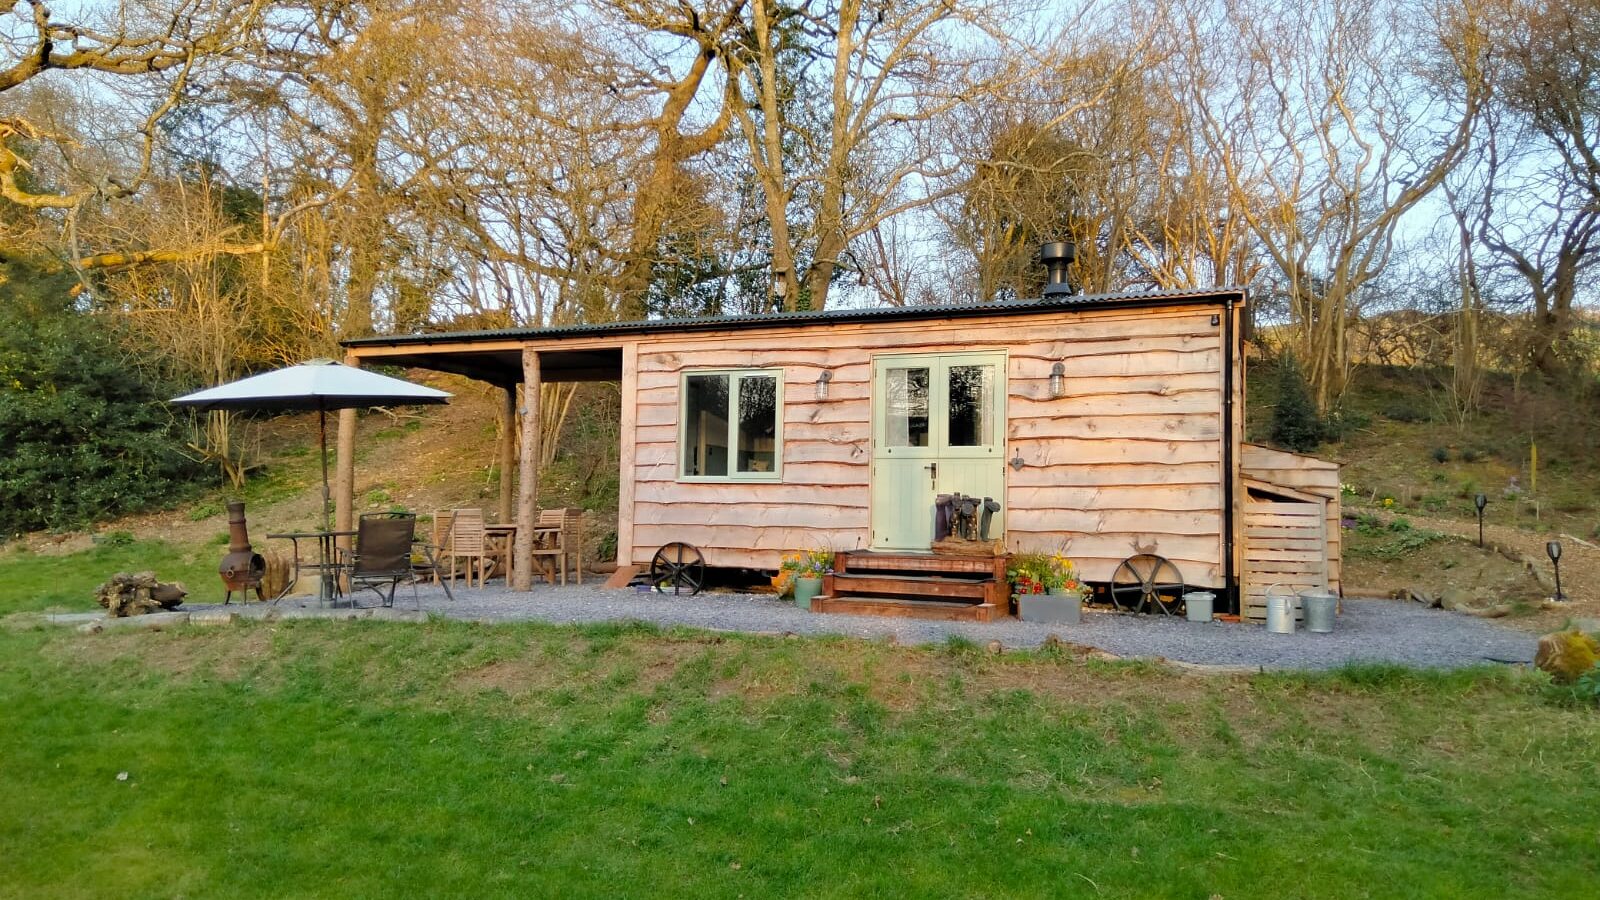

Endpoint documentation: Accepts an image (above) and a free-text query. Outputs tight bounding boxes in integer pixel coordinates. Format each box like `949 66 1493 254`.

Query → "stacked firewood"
94 572 187 617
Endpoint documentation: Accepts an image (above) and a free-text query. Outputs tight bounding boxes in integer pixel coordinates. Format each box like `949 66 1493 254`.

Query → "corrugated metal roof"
342 286 1243 348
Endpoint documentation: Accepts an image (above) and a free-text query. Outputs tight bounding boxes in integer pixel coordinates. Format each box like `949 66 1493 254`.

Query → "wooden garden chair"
528 508 584 586
444 508 505 588
428 511 454 585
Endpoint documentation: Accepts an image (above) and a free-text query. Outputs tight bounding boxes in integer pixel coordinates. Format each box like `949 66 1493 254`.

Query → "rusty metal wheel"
1110 554 1185 615
650 542 706 596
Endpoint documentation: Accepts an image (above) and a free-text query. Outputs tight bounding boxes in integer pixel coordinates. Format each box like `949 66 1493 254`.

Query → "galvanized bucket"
1299 590 1338 634
1265 584 1298 635
1183 591 1215 623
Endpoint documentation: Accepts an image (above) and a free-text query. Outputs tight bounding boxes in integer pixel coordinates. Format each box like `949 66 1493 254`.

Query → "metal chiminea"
219 500 267 604
1040 241 1076 296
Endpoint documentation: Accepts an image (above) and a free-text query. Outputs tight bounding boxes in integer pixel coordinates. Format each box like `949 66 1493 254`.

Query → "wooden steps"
811 550 1011 622
810 595 1010 622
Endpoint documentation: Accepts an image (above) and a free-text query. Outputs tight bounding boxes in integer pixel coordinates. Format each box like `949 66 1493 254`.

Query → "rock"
1407 587 1439 609
1438 588 1477 612
1534 630 1600 684
1571 617 1600 637
272 607 370 621
188 610 242 627
39 613 105 627
77 611 190 633
985 639 1004 655
367 608 427 623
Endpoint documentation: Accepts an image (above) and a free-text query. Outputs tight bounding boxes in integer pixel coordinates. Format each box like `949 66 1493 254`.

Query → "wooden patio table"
484 523 560 586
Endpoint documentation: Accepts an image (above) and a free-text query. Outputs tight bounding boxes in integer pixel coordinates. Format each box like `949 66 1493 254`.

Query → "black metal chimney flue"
1040 241 1076 296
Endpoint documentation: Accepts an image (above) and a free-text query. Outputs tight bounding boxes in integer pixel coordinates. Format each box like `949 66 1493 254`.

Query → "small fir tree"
1269 355 1326 452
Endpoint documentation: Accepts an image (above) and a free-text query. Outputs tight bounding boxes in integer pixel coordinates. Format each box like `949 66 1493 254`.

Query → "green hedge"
0 287 204 535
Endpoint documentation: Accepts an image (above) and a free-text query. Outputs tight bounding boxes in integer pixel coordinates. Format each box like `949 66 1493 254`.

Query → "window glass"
947 364 993 447
886 366 930 447
736 374 778 473
682 374 729 477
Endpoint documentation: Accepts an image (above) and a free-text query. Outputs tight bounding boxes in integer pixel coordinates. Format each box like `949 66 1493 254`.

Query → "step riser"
811 596 1008 622
831 575 989 601
836 550 1006 579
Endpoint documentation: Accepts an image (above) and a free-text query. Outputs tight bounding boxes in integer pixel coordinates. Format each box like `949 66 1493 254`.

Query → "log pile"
95 572 187 617
261 549 292 600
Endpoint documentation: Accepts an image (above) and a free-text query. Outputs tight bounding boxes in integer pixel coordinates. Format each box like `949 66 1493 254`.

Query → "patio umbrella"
171 359 451 530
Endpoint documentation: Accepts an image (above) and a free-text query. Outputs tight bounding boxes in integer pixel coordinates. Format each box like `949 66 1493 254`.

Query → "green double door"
870 352 1007 551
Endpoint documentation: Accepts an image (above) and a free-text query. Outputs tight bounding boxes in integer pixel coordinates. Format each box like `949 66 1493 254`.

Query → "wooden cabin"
338 286 1342 620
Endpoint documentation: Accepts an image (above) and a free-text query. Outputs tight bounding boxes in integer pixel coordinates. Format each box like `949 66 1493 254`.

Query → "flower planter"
1021 590 1082 625
793 576 825 611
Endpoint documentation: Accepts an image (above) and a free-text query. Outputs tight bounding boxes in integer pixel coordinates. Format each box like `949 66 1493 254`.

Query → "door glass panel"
735 374 778 473
885 366 930 447
683 374 729 476
947 364 993 447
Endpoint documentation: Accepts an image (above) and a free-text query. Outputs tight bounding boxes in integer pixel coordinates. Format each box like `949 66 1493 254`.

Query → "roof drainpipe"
1040 242 1076 296
1221 293 1239 615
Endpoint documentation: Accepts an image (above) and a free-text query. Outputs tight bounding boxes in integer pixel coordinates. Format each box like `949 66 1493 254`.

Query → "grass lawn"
0 540 217 616
1 620 1596 898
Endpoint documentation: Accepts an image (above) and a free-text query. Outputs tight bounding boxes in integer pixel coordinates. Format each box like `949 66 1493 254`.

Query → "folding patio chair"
345 512 423 609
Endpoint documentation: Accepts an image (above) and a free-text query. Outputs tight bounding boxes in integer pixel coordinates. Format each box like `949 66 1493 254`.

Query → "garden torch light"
1546 540 1565 602
1474 493 1487 547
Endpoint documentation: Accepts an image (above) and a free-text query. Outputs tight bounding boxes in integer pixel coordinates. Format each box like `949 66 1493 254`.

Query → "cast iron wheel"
650 542 706 596
1109 554 1186 615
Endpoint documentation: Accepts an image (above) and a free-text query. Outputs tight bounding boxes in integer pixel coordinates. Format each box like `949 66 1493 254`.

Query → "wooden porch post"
616 341 638 569
511 348 541 590
498 385 516 523
334 353 359 551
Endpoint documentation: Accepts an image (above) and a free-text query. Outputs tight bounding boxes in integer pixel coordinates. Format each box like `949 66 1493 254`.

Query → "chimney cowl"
1040 241 1076 296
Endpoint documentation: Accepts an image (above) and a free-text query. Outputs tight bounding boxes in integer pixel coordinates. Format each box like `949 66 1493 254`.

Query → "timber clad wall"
628 304 1232 586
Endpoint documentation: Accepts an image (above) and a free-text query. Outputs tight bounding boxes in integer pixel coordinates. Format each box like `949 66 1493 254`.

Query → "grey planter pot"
1019 592 1082 625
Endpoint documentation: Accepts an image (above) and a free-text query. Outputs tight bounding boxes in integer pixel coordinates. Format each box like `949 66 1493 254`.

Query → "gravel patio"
190 584 1537 671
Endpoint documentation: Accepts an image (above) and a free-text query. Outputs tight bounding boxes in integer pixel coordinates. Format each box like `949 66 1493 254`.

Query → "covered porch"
335 336 635 591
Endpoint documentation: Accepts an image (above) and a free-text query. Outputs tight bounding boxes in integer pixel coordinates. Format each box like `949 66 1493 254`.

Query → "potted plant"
1014 551 1089 624
780 549 834 610
1007 552 1049 600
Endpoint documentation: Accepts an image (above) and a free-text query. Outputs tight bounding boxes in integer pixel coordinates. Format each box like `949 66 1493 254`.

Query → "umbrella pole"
319 407 332 533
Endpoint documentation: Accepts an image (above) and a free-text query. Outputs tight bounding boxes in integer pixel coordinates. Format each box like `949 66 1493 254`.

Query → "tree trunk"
511 350 542 591
499 385 516 523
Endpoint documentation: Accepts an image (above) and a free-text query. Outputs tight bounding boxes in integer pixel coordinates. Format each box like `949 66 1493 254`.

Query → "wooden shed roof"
343 286 1245 351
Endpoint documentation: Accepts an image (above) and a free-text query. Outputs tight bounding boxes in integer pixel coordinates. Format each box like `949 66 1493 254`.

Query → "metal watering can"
1264 584 1298 635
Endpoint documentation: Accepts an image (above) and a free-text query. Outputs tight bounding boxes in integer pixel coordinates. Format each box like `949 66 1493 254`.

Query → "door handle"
925 462 938 481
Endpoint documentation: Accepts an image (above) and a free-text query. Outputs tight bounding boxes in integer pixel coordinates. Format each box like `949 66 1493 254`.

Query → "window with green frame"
680 369 782 479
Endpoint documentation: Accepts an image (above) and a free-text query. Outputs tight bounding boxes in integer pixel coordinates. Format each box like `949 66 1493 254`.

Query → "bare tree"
1470 0 1600 377
0 0 263 230
1163 0 1489 413
725 0 1012 310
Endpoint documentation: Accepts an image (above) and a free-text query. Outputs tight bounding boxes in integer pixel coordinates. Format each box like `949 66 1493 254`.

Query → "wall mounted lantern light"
815 370 833 401
1049 362 1066 399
